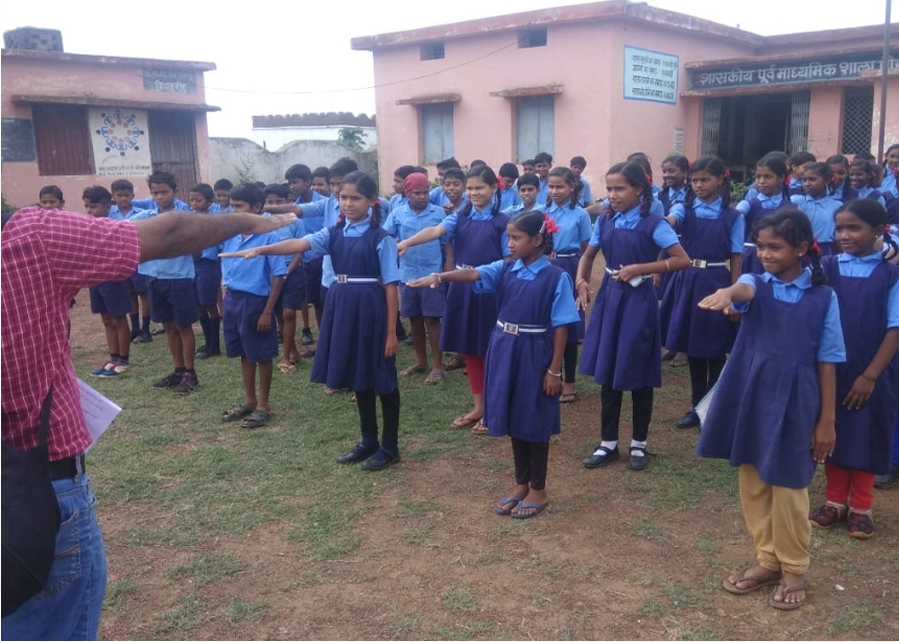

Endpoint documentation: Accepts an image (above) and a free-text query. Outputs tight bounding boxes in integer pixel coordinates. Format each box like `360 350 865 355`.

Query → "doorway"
148 111 198 194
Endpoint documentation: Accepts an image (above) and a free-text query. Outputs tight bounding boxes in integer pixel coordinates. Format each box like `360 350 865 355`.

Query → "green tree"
338 127 366 152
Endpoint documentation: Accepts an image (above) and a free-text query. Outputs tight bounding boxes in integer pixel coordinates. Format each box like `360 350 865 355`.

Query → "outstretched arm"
135 212 296 262
698 281 756 314
397 224 447 255
219 238 312 260
407 268 480 289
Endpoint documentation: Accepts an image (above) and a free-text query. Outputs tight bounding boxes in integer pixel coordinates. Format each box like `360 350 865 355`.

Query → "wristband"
861 372 876 382
576 278 589 288
430 272 442 284
664 259 670 272
547 369 562 378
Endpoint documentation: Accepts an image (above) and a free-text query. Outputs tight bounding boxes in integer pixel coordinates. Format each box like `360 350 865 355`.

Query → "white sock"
630 439 647 453
597 440 618 453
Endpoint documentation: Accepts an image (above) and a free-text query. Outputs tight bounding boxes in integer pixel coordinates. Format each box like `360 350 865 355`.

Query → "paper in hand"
77 379 122 451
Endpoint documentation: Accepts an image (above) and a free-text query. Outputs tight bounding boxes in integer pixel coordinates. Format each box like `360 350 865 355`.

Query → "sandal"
670 353 688 367
722 567 782 595
325 387 349 395
402 364 427 377
451 414 480 429
424 371 445 384
241 409 271 429
769 579 807 611
471 420 489 436
277 362 296 374
445 355 465 371
221 405 254 422
560 391 578 404
494 496 523 516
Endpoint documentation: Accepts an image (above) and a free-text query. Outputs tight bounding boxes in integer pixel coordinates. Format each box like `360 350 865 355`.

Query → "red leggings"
465 354 485 395
825 461 875 511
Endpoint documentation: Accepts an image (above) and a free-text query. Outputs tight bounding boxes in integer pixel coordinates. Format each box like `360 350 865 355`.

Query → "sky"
1 0 895 139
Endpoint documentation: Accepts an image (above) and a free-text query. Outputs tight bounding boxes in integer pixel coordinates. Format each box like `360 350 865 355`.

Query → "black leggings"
687 356 726 408
600 386 653 443
511 438 550 490
355 389 401 453
563 342 578 384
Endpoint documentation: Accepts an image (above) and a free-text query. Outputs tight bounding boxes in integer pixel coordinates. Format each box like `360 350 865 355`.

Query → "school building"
352 0 899 192
1 27 218 209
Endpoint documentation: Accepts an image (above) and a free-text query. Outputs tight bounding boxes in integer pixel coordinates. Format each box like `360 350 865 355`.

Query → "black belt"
48 454 85 481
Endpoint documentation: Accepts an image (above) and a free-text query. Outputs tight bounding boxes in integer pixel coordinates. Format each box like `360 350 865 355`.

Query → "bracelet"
547 369 562 378
664 259 670 272
861 372 876 382
430 272 442 283
576 278 589 288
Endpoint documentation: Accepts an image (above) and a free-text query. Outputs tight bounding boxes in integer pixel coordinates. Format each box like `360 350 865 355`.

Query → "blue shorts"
89 280 131 316
303 258 323 306
148 278 198 326
194 258 222 307
130 271 150 294
280 267 306 311
400 282 445 318
223 289 279 363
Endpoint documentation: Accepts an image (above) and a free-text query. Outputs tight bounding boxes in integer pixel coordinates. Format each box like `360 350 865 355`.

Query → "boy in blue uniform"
502 173 541 216
84 186 133 377
131 172 199 393
110 179 152 342
498 163 523 211
219 184 288 428
284 164 324 345
430 157 461 206
534 152 553 205
211 179 233 212
311 167 331 198
570 156 594 208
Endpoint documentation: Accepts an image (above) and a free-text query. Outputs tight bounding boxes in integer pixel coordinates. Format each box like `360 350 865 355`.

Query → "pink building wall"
1 50 215 209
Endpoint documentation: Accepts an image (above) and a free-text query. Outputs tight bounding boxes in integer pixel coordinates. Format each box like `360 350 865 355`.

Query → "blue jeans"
1 470 107 641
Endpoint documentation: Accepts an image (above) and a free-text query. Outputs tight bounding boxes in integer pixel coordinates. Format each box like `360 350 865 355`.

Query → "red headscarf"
403 172 430 196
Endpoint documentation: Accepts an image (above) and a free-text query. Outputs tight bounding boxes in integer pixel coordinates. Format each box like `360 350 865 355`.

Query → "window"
516 95 554 161
32 104 93 175
421 103 454 165
420 42 444 61
841 87 874 155
518 28 547 48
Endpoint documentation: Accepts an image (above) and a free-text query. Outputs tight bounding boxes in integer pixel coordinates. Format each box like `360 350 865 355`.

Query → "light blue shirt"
272 215 307 266
220 232 287 297
384 203 446 282
588 205 680 251
473 257 580 327
836 252 899 328
502 202 545 216
578 177 593 208
790 194 841 243
736 192 786 214
388 194 409 213
130 205 195 279
537 180 549 206
132 197 190 211
597 196 664 217
882 169 899 199
441 209 511 258
545 202 592 253
293 191 327 206
429 185 446 206
298 196 339 234
499 186 522 211
669 197 744 253
664 186 687 211
734 270 846 363
209 203 233 213
302 214 401 285
109 205 147 221
857 186 887 207
789 176 803 192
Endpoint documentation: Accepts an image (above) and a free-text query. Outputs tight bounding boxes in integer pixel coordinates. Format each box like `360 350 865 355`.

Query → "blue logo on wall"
95 112 145 156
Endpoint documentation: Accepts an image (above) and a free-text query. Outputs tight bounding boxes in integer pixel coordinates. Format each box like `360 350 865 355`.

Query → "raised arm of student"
698 274 757 313
396 223 448 256
219 238 311 260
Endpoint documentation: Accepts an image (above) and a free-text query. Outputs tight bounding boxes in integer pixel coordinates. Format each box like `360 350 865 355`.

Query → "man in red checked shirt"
1 206 295 640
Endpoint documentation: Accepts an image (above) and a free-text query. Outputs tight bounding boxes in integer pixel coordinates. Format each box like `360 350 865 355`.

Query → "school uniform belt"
455 264 475 270
334 275 380 284
48 454 86 481
496 321 548 335
689 259 730 269
554 251 579 258
604 267 652 286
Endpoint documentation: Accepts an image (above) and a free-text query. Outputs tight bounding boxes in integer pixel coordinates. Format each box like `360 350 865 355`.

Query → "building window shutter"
516 95 554 162
421 103 454 165
32 104 93 176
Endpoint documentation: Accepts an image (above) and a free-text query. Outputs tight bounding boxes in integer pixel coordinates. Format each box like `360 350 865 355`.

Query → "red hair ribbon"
645 173 653 185
784 174 791 185
723 169 731 179
542 212 560 235
810 238 822 256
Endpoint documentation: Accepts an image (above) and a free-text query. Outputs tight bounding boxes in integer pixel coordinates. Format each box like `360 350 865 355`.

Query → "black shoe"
676 410 701 429
153 370 183 388
583 445 620 469
628 447 649 471
300 328 314 346
172 371 198 394
195 346 210 359
362 449 400 471
337 443 378 464
132 333 153 344
874 467 897 488
403 337 414 346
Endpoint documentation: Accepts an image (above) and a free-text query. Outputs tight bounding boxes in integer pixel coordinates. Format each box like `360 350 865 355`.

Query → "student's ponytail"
883 230 899 262
808 239 826 286
570 179 583 209
492 190 501 217
460 200 473 218
370 200 382 228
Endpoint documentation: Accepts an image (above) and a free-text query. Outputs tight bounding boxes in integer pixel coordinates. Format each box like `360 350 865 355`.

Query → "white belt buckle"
336 274 348 284
502 322 519 335
691 259 707 269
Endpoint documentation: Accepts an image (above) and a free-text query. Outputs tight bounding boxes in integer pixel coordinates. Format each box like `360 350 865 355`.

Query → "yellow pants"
739 464 811 575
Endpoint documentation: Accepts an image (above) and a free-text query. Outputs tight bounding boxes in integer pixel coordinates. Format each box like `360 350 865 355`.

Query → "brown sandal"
471 420 489 436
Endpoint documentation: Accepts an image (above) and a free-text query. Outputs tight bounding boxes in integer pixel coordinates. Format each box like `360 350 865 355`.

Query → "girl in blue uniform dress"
221 171 403 471
697 208 846 611
576 162 690 471
409 211 579 519
827 155 859 204
658 155 691 365
544 167 593 403
883 144 899 201
849 158 888 207
808 199 899 538
790 163 841 256
736 154 791 274
660 156 743 429
398 165 510 434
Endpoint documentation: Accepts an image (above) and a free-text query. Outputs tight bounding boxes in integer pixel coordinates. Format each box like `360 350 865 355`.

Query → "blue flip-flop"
493 496 523 516
512 502 548 520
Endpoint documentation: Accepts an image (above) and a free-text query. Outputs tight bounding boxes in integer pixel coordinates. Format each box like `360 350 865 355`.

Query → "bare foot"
770 572 807 610
723 564 782 594
511 489 548 518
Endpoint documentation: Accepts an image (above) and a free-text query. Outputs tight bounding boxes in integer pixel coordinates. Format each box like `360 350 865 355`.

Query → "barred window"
841 87 873 156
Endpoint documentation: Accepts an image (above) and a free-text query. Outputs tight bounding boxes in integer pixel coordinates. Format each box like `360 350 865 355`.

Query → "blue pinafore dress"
579 213 664 390
697 276 832 488
483 262 566 442
823 257 899 475
660 205 739 357
440 212 510 356
741 197 780 275
550 252 585 342
311 226 398 394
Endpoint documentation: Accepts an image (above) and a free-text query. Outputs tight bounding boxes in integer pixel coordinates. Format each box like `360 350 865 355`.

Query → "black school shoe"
676 410 701 429
301 328 314 345
583 445 620 469
336 443 378 464
362 449 401 471
628 447 649 471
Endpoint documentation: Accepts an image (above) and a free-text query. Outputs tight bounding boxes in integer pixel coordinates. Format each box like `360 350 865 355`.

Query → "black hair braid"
460 199 474 218
720 176 733 206
491 190 501 217
639 190 652 218
808 242 827 286
545 193 553 209
570 180 583 209
370 200 382 228
779 179 791 202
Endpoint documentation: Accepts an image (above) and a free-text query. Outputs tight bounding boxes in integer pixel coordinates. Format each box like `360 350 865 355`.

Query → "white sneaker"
112 362 130 375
